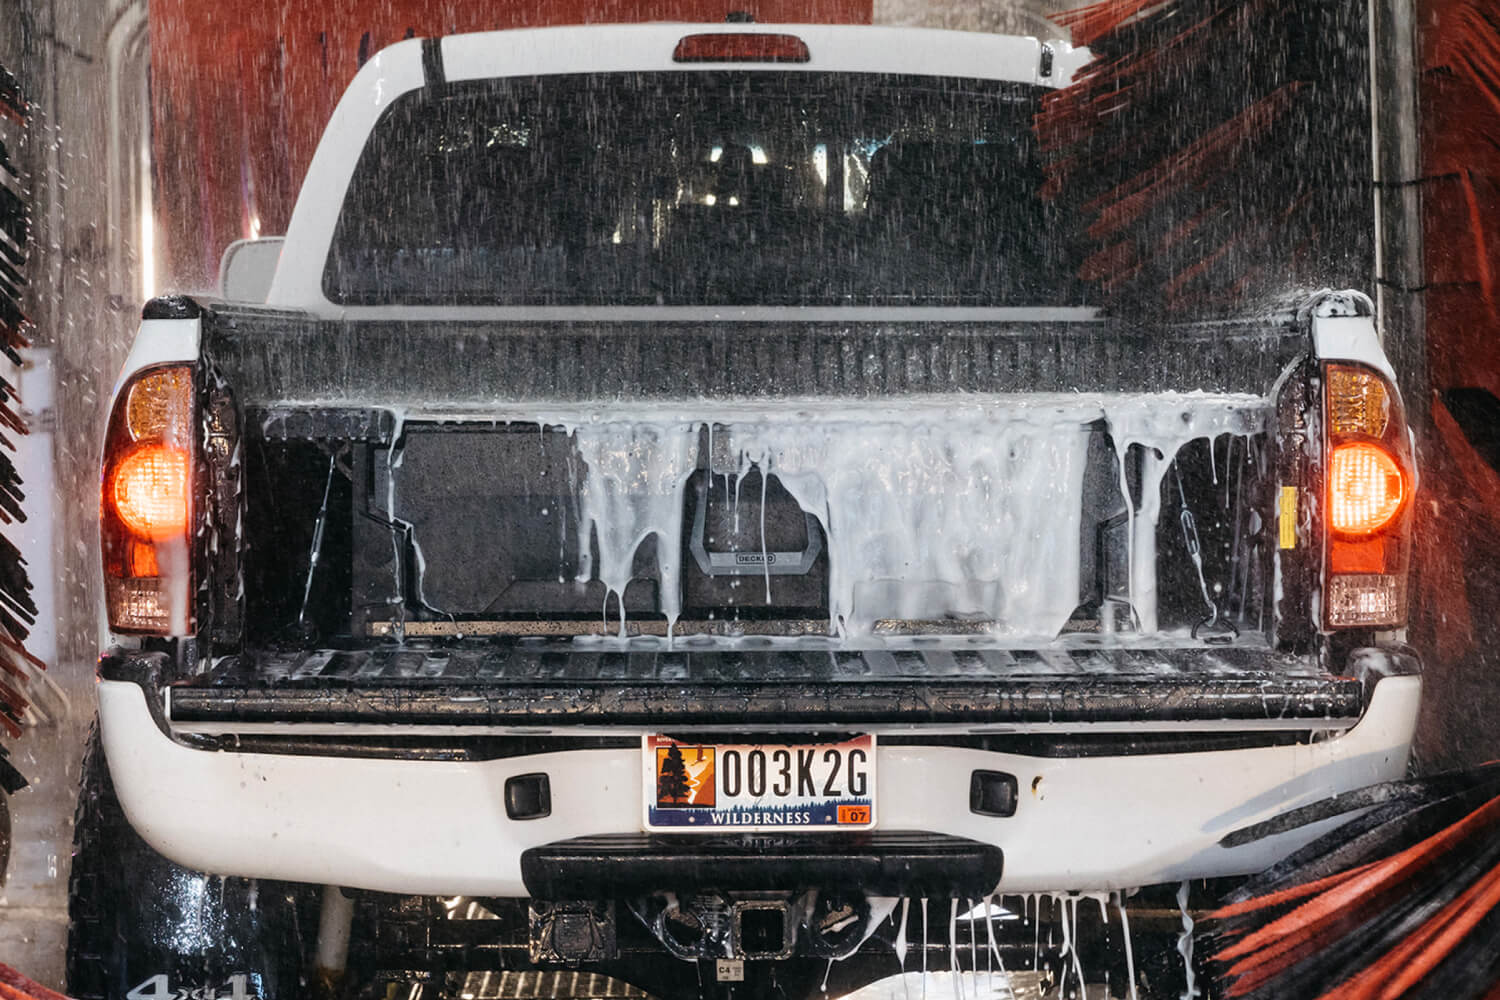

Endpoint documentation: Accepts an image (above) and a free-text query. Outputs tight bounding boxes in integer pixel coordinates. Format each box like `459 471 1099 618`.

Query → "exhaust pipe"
804 892 873 959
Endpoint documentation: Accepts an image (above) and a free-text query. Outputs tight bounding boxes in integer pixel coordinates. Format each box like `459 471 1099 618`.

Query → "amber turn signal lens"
1326 365 1391 437
1329 442 1404 534
112 444 190 540
125 367 194 441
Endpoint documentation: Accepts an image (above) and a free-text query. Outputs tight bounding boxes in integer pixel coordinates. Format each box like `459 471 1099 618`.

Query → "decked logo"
656 743 716 808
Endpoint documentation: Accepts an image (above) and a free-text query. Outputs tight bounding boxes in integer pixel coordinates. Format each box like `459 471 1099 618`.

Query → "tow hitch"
628 890 880 962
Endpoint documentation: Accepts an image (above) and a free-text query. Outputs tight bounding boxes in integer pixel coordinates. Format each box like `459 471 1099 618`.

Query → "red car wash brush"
1037 0 1371 313
0 965 74 1000
1204 765 1500 999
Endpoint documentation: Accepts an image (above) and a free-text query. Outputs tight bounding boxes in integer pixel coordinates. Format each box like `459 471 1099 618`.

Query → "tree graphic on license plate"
656 744 715 808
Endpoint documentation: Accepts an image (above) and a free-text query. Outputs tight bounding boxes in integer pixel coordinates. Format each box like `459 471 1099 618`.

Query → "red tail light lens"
1329 441 1405 535
102 364 195 634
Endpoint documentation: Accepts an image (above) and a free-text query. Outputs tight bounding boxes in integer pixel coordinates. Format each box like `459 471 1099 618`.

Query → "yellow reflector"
112 444 190 540
1329 442 1404 534
125 367 194 441
1327 365 1390 437
1278 486 1297 549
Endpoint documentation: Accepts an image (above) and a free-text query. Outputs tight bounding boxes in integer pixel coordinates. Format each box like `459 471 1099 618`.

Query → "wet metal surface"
227 638 1325 685
204 309 1310 408
142 641 1366 729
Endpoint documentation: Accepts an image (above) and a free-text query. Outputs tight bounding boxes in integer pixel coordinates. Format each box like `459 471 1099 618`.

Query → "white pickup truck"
70 22 1420 1000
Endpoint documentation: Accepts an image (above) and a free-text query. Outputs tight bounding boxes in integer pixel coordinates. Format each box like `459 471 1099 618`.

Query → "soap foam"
542 393 1264 639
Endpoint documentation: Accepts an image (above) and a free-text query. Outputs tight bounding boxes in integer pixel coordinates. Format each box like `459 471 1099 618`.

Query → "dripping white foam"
1117 890 1140 1000
515 393 1266 641
1176 881 1201 1000
895 897 911 969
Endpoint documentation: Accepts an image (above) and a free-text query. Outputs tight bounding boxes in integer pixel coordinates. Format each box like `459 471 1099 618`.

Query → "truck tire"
66 726 314 1000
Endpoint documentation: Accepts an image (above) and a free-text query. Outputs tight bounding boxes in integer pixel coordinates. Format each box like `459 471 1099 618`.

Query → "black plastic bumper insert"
520 831 1003 899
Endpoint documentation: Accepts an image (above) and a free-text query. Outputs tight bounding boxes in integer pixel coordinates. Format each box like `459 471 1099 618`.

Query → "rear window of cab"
324 72 1086 307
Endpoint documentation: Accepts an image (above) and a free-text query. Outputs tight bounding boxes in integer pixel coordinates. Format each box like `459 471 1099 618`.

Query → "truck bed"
182 300 1322 688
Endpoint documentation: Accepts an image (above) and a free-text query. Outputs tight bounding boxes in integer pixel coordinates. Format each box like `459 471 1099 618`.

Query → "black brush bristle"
1037 0 1371 313
0 62 34 801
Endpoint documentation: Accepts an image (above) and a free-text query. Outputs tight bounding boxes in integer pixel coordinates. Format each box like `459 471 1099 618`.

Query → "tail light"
672 33 811 63
101 365 195 633
1322 363 1414 628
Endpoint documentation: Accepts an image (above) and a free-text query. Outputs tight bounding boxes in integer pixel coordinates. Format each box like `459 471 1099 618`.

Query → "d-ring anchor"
1193 608 1240 645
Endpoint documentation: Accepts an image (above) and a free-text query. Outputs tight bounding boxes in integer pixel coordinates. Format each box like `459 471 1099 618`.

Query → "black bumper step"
520 831 1004 899
128 643 1368 728
212 642 1327 686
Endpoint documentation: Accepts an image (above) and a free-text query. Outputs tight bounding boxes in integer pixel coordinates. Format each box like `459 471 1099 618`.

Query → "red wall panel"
1408 0 1500 691
1421 0 1500 399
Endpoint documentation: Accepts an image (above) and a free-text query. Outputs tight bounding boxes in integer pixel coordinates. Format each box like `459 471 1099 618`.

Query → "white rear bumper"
98 674 1420 896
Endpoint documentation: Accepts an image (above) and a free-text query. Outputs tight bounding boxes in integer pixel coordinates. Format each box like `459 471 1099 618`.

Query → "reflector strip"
1279 486 1297 549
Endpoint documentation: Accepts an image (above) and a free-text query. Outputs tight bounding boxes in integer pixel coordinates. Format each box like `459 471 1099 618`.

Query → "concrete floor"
1 663 95 991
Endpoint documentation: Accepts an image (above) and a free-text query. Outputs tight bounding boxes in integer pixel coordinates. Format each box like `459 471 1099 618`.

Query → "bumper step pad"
520 831 1005 899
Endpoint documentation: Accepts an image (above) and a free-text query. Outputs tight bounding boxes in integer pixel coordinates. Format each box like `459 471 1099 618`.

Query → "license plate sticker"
643 735 876 832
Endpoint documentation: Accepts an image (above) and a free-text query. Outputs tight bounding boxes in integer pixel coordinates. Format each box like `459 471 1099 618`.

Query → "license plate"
643 735 876 832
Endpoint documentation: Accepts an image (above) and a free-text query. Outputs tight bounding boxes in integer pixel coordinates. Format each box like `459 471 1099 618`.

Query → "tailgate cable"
298 451 339 627
1176 468 1238 644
